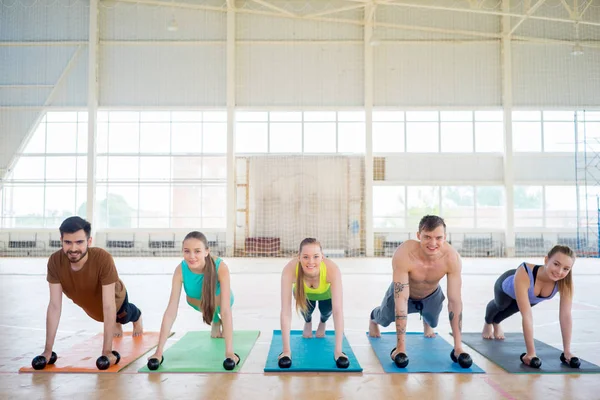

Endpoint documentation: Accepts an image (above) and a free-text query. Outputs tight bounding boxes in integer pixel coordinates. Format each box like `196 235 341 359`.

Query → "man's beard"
65 248 88 263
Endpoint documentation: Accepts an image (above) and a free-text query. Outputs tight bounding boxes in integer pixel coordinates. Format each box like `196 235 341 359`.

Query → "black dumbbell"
450 350 473 368
520 352 541 369
31 351 58 370
278 353 292 369
335 354 350 369
223 353 240 371
560 352 581 368
147 356 164 371
96 350 121 370
390 347 409 368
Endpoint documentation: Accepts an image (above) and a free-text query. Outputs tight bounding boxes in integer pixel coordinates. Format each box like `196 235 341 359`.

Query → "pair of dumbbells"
31 350 122 371
277 353 350 369
519 352 580 369
389 348 473 369
146 353 241 371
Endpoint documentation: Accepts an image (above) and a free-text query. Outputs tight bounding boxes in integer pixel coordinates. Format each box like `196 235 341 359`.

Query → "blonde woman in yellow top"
278 238 348 368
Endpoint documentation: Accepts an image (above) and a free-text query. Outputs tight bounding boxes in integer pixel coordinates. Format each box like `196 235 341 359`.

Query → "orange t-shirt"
47 247 126 322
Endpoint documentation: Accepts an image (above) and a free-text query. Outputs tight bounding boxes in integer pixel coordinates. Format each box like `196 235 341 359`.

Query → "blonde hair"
294 238 322 314
183 231 217 325
547 245 576 298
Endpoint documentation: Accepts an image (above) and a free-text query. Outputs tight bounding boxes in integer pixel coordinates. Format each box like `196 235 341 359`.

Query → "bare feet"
302 322 313 338
211 321 223 338
423 321 436 338
368 319 381 338
315 321 326 338
482 323 494 339
132 315 144 337
113 323 123 338
493 323 505 340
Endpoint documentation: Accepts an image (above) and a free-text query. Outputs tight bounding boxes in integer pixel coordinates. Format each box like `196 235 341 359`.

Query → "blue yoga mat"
264 330 363 372
368 332 485 373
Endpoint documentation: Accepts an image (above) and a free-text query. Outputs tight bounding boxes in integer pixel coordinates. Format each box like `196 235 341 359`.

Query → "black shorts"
116 292 141 324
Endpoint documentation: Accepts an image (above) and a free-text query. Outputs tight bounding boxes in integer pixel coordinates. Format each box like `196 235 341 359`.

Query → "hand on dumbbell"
147 351 164 371
31 350 58 370
96 350 121 370
223 352 240 371
390 347 409 368
334 350 350 369
520 352 542 368
278 351 292 369
560 352 580 368
450 349 473 368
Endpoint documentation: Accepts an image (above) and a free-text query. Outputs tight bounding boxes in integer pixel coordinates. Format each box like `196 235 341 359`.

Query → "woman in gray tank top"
482 245 578 368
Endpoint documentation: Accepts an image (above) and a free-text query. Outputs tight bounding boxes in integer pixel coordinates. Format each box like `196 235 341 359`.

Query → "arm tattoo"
459 312 463 332
396 327 406 336
449 311 455 323
395 314 407 320
394 282 409 297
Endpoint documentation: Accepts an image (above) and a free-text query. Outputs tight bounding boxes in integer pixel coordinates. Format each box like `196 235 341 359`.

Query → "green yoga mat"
138 330 260 373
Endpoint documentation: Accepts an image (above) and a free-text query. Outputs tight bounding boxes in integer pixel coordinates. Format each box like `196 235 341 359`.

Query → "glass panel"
545 186 577 228
139 157 171 181
11 157 45 180
406 111 438 122
172 157 202 180
338 123 365 153
44 185 76 227
406 122 438 152
171 111 202 122
172 185 202 218
23 123 46 153
172 123 202 153
77 156 87 181
407 186 440 227
441 186 474 228
338 111 365 122
304 123 336 153
107 156 139 180
514 186 543 227
235 123 268 153
544 122 575 152
96 156 108 181
269 112 302 122
7 185 45 227
140 123 171 153
475 111 503 122
77 122 88 153
373 122 404 153
513 111 540 121
476 186 505 228
236 111 268 122
76 184 87 216
202 157 227 179
304 111 336 122
543 111 575 121
105 185 138 228
203 111 227 122
203 123 227 153
440 111 472 122
46 123 77 153
139 185 170 228
513 122 542 152
269 123 302 153
441 122 473 152
373 186 405 228
108 123 139 153
578 122 600 153
46 156 77 181
109 111 139 122
140 111 171 122
46 111 78 123
97 122 109 153
475 122 504 152
373 111 404 122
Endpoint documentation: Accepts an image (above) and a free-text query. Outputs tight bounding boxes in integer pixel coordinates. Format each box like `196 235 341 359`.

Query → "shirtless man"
38 216 143 368
369 215 469 366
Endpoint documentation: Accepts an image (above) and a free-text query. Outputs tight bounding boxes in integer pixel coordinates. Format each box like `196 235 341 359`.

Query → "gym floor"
0 257 598 399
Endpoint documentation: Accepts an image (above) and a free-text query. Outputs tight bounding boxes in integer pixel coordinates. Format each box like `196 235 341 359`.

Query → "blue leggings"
301 299 332 323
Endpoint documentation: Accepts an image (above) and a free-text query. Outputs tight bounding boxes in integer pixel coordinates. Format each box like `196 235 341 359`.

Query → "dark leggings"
301 299 332 323
485 269 537 324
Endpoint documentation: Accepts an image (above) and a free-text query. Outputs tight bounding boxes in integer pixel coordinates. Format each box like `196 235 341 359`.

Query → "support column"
226 1 236 256
87 0 99 241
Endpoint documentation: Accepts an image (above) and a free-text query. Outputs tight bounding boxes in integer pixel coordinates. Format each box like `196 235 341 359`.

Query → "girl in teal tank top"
148 231 239 370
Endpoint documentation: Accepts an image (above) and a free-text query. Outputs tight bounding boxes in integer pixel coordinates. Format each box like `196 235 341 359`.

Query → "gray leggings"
371 283 446 328
484 269 537 324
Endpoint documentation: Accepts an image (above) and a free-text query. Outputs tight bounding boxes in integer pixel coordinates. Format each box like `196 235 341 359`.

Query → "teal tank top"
182 258 228 311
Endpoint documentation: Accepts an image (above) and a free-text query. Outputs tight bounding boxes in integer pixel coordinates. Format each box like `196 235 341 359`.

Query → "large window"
2 110 228 229
373 110 503 154
513 110 579 153
514 185 577 228
373 185 505 230
1 112 87 228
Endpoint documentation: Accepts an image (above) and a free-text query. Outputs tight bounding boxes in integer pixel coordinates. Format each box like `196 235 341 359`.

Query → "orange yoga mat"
19 332 168 373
